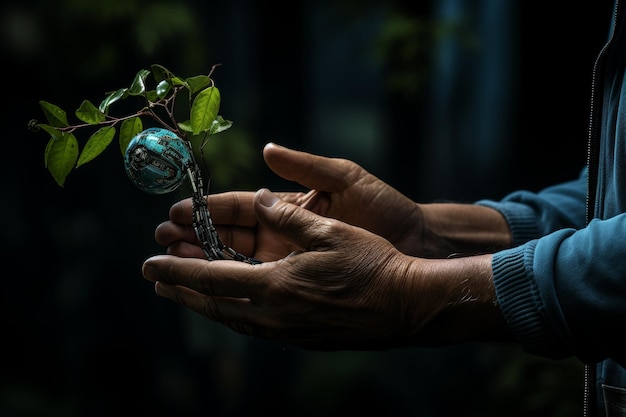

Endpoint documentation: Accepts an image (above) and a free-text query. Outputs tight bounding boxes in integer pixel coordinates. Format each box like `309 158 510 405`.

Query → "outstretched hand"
144 188 426 350
155 142 427 262
143 143 509 349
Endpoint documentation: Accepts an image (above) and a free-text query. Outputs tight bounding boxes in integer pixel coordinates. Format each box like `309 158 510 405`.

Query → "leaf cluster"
31 64 232 187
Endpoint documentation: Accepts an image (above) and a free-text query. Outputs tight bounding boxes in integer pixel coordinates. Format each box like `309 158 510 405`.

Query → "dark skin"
142 142 513 350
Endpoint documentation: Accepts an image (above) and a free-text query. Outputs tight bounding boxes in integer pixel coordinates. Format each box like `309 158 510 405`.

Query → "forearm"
417 203 512 258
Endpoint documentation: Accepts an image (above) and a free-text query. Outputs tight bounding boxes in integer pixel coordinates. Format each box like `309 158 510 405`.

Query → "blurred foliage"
3 0 589 416
375 10 478 97
313 0 478 98
200 127 261 192
23 0 207 80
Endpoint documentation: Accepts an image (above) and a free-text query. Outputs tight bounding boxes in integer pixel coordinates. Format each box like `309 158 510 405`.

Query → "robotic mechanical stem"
185 149 261 265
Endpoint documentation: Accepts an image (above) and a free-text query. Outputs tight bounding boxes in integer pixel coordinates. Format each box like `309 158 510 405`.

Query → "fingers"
143 256 264 325
143 254 262 298
167 143 351 228
154 221 198 246
155 220 258 258
263 142 361 193
254 188 340 251
153 281 256 324
155 188 342 264
168 191 258 226
157 144 353 261
167 143 356 227
165 241 206 258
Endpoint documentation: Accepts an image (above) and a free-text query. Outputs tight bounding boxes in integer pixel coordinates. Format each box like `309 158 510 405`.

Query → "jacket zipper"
583 2 622 416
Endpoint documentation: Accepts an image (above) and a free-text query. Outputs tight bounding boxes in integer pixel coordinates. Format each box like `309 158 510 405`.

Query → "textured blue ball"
124 128 193 194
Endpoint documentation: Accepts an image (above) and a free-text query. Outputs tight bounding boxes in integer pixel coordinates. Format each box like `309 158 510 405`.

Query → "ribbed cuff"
492 242 565 358
476 200 541 245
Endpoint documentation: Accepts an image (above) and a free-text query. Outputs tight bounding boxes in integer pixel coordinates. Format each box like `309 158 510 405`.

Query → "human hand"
144 189 508 350
145 189 429 350
262 143 426 256
154 143 428 262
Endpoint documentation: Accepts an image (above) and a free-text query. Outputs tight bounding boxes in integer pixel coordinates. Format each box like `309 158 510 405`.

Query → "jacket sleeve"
475 167 626 366
476 167 588 244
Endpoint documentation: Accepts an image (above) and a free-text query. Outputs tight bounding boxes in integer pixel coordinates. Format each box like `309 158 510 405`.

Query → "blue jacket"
477 1 626 415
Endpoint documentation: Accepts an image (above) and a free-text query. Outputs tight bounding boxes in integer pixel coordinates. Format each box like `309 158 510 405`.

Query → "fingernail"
154 281 171 296
258 189 278 207
142 257 159 281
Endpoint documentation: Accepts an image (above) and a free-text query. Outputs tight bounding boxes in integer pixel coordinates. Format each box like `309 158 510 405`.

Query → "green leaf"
39 101 69 128
44 132 79 187
145 90 159 103
119 117 143 155
151 64 187 89
178 120 192 133
128 69 151 95
170 76 187 86
209 115 233 135
190 86 220 135
150 64 172 83
76 126 116 168
99 88 129 113
186 75 211 94
38 124 64 140
75 100 106 124
156 80 171 98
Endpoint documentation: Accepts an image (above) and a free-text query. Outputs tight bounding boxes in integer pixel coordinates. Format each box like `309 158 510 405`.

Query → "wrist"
401 253 511 346
417 203 512 258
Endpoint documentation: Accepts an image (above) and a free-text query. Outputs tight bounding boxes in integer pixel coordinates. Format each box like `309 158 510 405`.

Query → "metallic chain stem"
184 142 261 264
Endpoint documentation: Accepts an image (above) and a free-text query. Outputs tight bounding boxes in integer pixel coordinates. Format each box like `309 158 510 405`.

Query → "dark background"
1 0 613 416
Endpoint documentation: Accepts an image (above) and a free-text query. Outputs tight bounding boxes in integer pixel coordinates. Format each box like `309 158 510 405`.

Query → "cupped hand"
144 189 430 350
262 143 425 256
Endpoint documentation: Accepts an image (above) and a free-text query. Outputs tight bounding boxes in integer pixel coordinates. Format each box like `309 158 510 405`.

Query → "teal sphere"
124 128 192 194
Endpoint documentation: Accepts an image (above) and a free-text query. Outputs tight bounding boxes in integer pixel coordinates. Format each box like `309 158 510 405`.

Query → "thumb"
254 188 339 251
263 142 357 193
